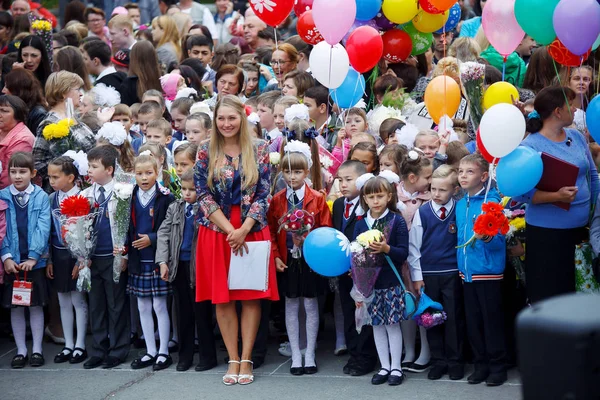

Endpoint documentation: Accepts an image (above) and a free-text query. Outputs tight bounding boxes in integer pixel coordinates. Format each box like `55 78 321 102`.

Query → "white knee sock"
285 297 302 368
138 297 157 360
57 292 75 352
386 324 404 376
29 306 44 355
333 292 346 350
71 291 88 353
153 296 171 362
401 320 417 363
171 300 178 343
11 307 27 356
303 297 319 367
373 325 390 374
415 325 431 365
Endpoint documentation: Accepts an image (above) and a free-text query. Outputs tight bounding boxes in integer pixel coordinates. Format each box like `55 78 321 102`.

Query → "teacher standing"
194 95 278 386
519 86 599 303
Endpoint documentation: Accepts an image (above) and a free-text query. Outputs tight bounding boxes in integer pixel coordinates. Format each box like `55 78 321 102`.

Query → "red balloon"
250 0 294 27
476 129 499 165
382 29 413 63
419 0 444 14
296 10 324 45
293 0 314 16
429 0 455 11
346 26 383 73
548 39 591 67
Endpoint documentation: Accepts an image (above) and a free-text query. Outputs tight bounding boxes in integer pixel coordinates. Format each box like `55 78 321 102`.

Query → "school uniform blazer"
81 184 118 249
332 196 362 240
155 199 199 284
267 184 332 264
0 185 51 268
126 184 175 274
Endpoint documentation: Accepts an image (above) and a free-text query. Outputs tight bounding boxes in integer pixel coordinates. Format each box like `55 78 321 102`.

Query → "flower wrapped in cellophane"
460 62 486 130
53 195 102 292
349 229 386 333
278 208 315 259
111 165 135 283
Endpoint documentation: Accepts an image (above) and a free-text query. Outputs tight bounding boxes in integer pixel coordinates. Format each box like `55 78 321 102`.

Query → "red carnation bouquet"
53 195 103 292
278 209 315 258
458 202 509 248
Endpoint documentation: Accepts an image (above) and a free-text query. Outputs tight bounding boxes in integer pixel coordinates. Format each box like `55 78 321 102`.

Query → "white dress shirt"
94 180 115 203
365 209 389 228
58 186 81 203
286 184 306 204
96 66 117 82
408 199 454 281
139 185 157 207
2 184 35 262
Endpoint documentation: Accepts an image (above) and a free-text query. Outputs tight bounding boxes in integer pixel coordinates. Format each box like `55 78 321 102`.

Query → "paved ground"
0 333 523 400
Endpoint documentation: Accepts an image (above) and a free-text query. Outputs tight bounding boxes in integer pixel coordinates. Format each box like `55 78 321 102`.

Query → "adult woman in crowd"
14 35 52 88
285 36 311 72
281 70 314 99
2 68 48 134
270 43 298 89
85 7 110 47
561 66 594 134
522 47 555 94
120 40 163 106
0 95 34 189
152 15 182 70
33 71 96 192
0 11 13 53
54 46 92 91
194 95 278 386
519 86 599 303
207 64 244 107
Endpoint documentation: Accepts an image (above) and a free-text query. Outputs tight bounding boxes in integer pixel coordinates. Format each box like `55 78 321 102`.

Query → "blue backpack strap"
365 216 407 291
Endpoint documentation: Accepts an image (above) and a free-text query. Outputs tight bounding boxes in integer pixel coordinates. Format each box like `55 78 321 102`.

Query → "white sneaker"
278 342 307 357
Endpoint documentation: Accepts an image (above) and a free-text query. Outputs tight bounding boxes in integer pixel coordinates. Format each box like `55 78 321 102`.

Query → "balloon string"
328 46 333 92
552 59 573 118
502 57 507 81
579 58 586 130
483 161 495 205
274 27 278 52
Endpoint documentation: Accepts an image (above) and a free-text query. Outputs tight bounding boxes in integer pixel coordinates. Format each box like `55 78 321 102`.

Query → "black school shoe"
427 365 448 380
388 370 404 386
468 369 490 384
103 356 122 369
69 348 88 364
486 372 508 387
153 354 173 371
131 354 156 370
11 354 28 369
30 353 45 367
83 356 104 369
304 363 318 375
54 348 73 364
405 362 430 373
371 369 390 385
177 359 193 372
448 365 465 380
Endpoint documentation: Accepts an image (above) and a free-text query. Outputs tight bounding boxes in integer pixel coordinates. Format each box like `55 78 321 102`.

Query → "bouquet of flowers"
503 205 527 284
349 229 386 333
458 202 509 248
415 310 448 329
460 62 485 130
164 166 181 199
53 195 102 292
278 208 315 259
42 118 76 153
30 17 53 64
111 166 135 283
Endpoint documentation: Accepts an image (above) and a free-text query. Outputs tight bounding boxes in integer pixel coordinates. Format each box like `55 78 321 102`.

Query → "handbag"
383 255 417 320
12 271 32 307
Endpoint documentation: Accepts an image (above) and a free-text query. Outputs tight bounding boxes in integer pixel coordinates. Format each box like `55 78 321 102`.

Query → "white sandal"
238 360 254 385
222 360 240 386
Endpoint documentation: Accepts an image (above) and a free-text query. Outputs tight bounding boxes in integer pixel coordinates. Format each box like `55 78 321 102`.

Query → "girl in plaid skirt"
126 152 175 371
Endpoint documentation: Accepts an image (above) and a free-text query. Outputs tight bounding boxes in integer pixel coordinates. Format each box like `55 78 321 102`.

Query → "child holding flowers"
267 141 332 376
456 153 507 387
352 171 409 386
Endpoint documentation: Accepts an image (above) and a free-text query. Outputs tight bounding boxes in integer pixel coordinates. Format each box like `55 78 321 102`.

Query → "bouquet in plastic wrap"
460 62 485 130
412 289 447 329
111 166 136 283
53 195 102 292
278 208 315 259
349 229 386 333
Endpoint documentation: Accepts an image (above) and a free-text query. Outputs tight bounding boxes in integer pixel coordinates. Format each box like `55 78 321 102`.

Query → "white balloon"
309 42 350 89
479 103 526 158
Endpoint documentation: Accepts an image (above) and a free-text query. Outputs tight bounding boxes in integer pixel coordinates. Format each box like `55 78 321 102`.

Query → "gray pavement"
0 334 522 400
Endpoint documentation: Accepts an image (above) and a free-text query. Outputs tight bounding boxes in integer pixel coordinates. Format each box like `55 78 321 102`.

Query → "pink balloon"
312 0 357 45
482 0 525 57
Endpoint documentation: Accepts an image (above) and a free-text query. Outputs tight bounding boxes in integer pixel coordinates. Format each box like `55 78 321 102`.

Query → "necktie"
97 186 106 204
440 206 447 219
290 192 300 206
344 202 353 219
185 204 193 218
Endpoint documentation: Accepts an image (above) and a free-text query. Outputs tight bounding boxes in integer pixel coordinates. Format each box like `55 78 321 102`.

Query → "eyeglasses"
88 18 104 23
270 60 290 67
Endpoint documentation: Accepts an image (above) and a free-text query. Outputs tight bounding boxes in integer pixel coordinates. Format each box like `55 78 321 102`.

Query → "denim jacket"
0 185 51 268
194 139 271 233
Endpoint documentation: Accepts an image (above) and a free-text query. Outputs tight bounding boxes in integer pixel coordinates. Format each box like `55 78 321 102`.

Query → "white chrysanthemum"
349 241 364 254
114 182 134 200
269 152 281 165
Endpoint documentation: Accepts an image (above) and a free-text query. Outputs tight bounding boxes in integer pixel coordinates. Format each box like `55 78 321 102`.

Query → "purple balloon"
553 0 600 56
374 11 395 31
342 19 379 45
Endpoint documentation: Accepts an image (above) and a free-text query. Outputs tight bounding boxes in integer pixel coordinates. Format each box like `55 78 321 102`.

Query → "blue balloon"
303 227 351 277
330 68 366 109
434 2 461 34
355 0 382 21
496 146 543 197
587 95 600 143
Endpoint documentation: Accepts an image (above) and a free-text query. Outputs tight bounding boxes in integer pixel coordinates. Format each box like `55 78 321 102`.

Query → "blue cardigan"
0 185 51 268
353 211 409 289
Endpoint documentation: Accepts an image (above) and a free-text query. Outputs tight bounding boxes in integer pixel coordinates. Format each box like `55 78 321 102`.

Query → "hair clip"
283 127 297 142
304 127 319 139
528 110 540 120
139 150 153 157
407 150 421 161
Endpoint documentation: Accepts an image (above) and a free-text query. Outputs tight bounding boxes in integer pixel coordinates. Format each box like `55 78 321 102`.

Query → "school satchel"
12 271 32 307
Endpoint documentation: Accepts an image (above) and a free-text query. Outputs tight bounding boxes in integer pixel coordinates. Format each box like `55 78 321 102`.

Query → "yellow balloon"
424 76 461 124
483 82 520 111
412 10 450 33
382 0 419 25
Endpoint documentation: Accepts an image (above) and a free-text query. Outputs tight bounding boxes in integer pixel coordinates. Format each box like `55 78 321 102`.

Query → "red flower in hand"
60 195 91 217
482 202 503 216
474 213 502 237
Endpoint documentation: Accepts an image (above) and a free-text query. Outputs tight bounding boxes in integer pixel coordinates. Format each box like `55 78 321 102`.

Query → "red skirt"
195 205 279 304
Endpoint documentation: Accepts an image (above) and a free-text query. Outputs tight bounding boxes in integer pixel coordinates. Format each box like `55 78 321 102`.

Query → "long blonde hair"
208 95 258 191
153 15 182 59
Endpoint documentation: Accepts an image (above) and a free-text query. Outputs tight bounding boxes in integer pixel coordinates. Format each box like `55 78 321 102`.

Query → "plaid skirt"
368 285 405 326
127 262 172 298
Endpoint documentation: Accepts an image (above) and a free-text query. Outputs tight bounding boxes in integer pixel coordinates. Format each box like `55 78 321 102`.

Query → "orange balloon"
428 0 455 11
424 75 461 124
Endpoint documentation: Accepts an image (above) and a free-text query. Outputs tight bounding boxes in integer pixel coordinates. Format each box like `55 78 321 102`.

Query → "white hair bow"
355 170 400 191
63 150 89 176
283 140 313 169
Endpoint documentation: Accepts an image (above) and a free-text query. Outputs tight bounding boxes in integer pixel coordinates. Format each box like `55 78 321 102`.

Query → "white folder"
228 240 271 291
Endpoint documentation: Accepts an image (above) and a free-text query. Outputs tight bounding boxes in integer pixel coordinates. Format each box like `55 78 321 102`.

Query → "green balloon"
514 0 560 46
402 23 434 56
594 33 600 51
